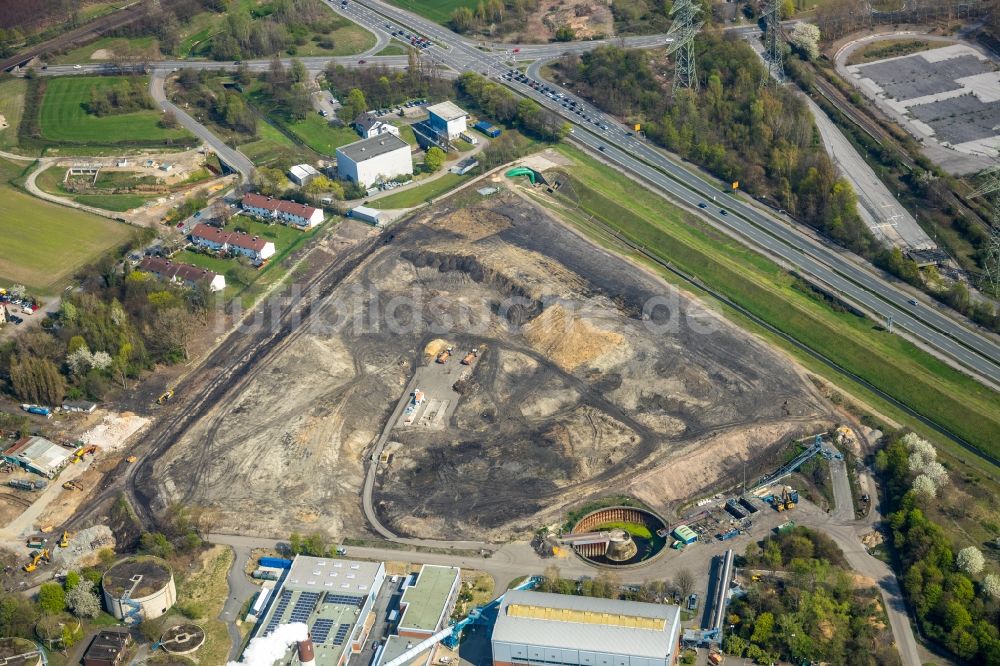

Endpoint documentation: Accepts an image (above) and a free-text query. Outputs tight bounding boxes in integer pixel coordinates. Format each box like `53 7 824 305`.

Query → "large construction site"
145 193 832 541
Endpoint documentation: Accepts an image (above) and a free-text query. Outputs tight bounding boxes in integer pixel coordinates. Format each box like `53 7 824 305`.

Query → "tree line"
875 432 1000 663
552 36 875 257
456 72 570 142
728 527 898 665
85 78 153 117
208 0 344 60
0 231 208 406
325 53 453 112
448 0 540 35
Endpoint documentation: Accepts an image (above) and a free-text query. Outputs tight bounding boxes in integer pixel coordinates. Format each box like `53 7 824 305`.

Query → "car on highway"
698 202 707 208
358 59 367 64
908 298 918 306
598 145 606 151
73 64 81 69
719 209 728 216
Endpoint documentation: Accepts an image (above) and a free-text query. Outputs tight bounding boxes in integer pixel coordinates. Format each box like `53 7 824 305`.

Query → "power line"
666 0 702 91
969 166 1000 296
760 0 783 87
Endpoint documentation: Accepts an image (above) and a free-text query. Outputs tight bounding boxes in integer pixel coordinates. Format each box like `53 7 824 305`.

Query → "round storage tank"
102 556 177 622
0 637 43 666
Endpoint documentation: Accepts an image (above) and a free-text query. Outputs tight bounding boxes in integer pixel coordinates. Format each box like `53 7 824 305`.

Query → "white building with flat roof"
289 164 320 186
492 590 682 666
336 134 413 188
426 101 468 139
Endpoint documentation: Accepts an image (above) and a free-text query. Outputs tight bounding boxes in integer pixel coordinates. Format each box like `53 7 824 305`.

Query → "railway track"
0 2 148 72
64 228 397 537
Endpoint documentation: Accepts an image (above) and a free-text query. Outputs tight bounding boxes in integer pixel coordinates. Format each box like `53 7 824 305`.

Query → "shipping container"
258 556 293 569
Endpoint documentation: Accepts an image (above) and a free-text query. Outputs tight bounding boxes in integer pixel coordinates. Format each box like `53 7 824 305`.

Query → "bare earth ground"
514 0 613 42
148 194 832 542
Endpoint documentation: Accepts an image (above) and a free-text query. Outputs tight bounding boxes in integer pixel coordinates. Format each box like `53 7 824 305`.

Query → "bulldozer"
72 444 98 464
157 388 174 405
62 480 83 491
126 455 137 463
59 531 71 548
23 548 50 573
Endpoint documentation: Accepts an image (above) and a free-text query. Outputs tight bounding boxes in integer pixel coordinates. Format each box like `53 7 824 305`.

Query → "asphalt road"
148 70 255 178
331 0 1000 389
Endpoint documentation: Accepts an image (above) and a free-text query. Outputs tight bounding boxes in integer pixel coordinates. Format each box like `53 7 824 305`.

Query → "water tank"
101 556 176 622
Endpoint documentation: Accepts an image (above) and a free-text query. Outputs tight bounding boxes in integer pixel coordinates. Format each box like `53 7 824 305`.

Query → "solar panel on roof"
311 618 335 644
332 623 351 646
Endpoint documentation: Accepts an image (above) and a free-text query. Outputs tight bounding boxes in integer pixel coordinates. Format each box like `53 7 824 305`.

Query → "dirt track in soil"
147 194 832 541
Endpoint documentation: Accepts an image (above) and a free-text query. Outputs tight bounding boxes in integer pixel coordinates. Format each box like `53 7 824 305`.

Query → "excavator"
23 548 50 573
71 445 98 464
157 388 175 405
59 531 71 548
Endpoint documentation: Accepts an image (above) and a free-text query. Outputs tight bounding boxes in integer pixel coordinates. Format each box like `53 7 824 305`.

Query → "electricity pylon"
969 166 1000 296
760 0 784 87
666 0 703 91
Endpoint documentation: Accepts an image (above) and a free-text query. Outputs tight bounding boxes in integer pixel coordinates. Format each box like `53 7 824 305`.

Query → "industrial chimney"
298 637 316 666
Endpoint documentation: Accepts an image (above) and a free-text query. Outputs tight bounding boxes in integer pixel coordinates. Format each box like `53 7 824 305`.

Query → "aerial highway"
328 0 1000 390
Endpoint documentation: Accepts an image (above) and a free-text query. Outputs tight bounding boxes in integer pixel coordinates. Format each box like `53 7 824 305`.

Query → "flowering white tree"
90 351 113 371
912 474 936 499
923 461 949 486
983 573 1000 599
66 347 93 375
789 23 821 60
957 546 985 575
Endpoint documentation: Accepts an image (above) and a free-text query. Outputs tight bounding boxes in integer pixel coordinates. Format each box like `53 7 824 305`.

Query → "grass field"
51 35 159 64
375 42 410 56
0 78 27 150
284 114 361 156
386 0 475 24
370 173 467 208
0 158 132 294
547 144 1000 460
397 124 417 146
35 166 156 211
239 120 299 166
846 39 939 66
39 76 192 145
292 23 377 56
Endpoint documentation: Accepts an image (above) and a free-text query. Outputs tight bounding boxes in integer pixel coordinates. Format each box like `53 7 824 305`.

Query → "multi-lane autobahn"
27 0 1000 389
328 0 1000 392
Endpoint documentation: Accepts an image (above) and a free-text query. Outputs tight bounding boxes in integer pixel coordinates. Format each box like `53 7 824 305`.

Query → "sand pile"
522 304 623 371
81 412 149 452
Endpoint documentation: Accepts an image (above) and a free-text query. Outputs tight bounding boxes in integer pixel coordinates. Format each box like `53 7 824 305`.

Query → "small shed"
672 525 698 545
349 206 383 226
83 630 132 666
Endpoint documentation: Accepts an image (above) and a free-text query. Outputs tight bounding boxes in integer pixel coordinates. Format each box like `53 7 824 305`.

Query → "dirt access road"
144 193 832 543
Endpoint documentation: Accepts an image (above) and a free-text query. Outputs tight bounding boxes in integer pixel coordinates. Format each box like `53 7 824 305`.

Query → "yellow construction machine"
59 531 71 548
23 548 50 573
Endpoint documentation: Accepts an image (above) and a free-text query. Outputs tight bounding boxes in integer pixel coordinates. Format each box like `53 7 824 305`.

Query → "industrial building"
190 223 276 266
349 205 383 226
397 565 460 638
0 637 42 666
82 631 132 666
491 590 682 666
1 436 72 478
450 157 479 175
426 102 468 139
671 525 697 545
102 557 177 624
249 555 386 666
138 257 226 292
336 134 413 188
241 193 325 229
289 164 320 187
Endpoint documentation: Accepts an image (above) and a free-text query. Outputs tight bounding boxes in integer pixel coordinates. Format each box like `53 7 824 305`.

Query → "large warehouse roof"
285 556 382 594
493 590 681 659
337 134 409 162
2 436 72 478
426 101 467 121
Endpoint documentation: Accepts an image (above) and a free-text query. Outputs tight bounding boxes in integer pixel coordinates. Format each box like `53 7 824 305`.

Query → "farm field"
35 166 163 212
369 172 467 208
546 143 1000 462
0 78 27 150
0 158 132 294
39 76 193 146
385 0 475 24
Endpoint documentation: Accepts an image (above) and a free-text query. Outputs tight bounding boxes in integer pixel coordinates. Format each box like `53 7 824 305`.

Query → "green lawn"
239 121 299 166
0 159 132 294
547 143 1000 460
386 0 476 24
39 76 192 146
73 194 148 211
396 124 417 146
369 173 467 208
284 114 361 156
173 250 239 275
375 42 410 56
51 35 159 64
292 23 377 56
0 78 27 150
